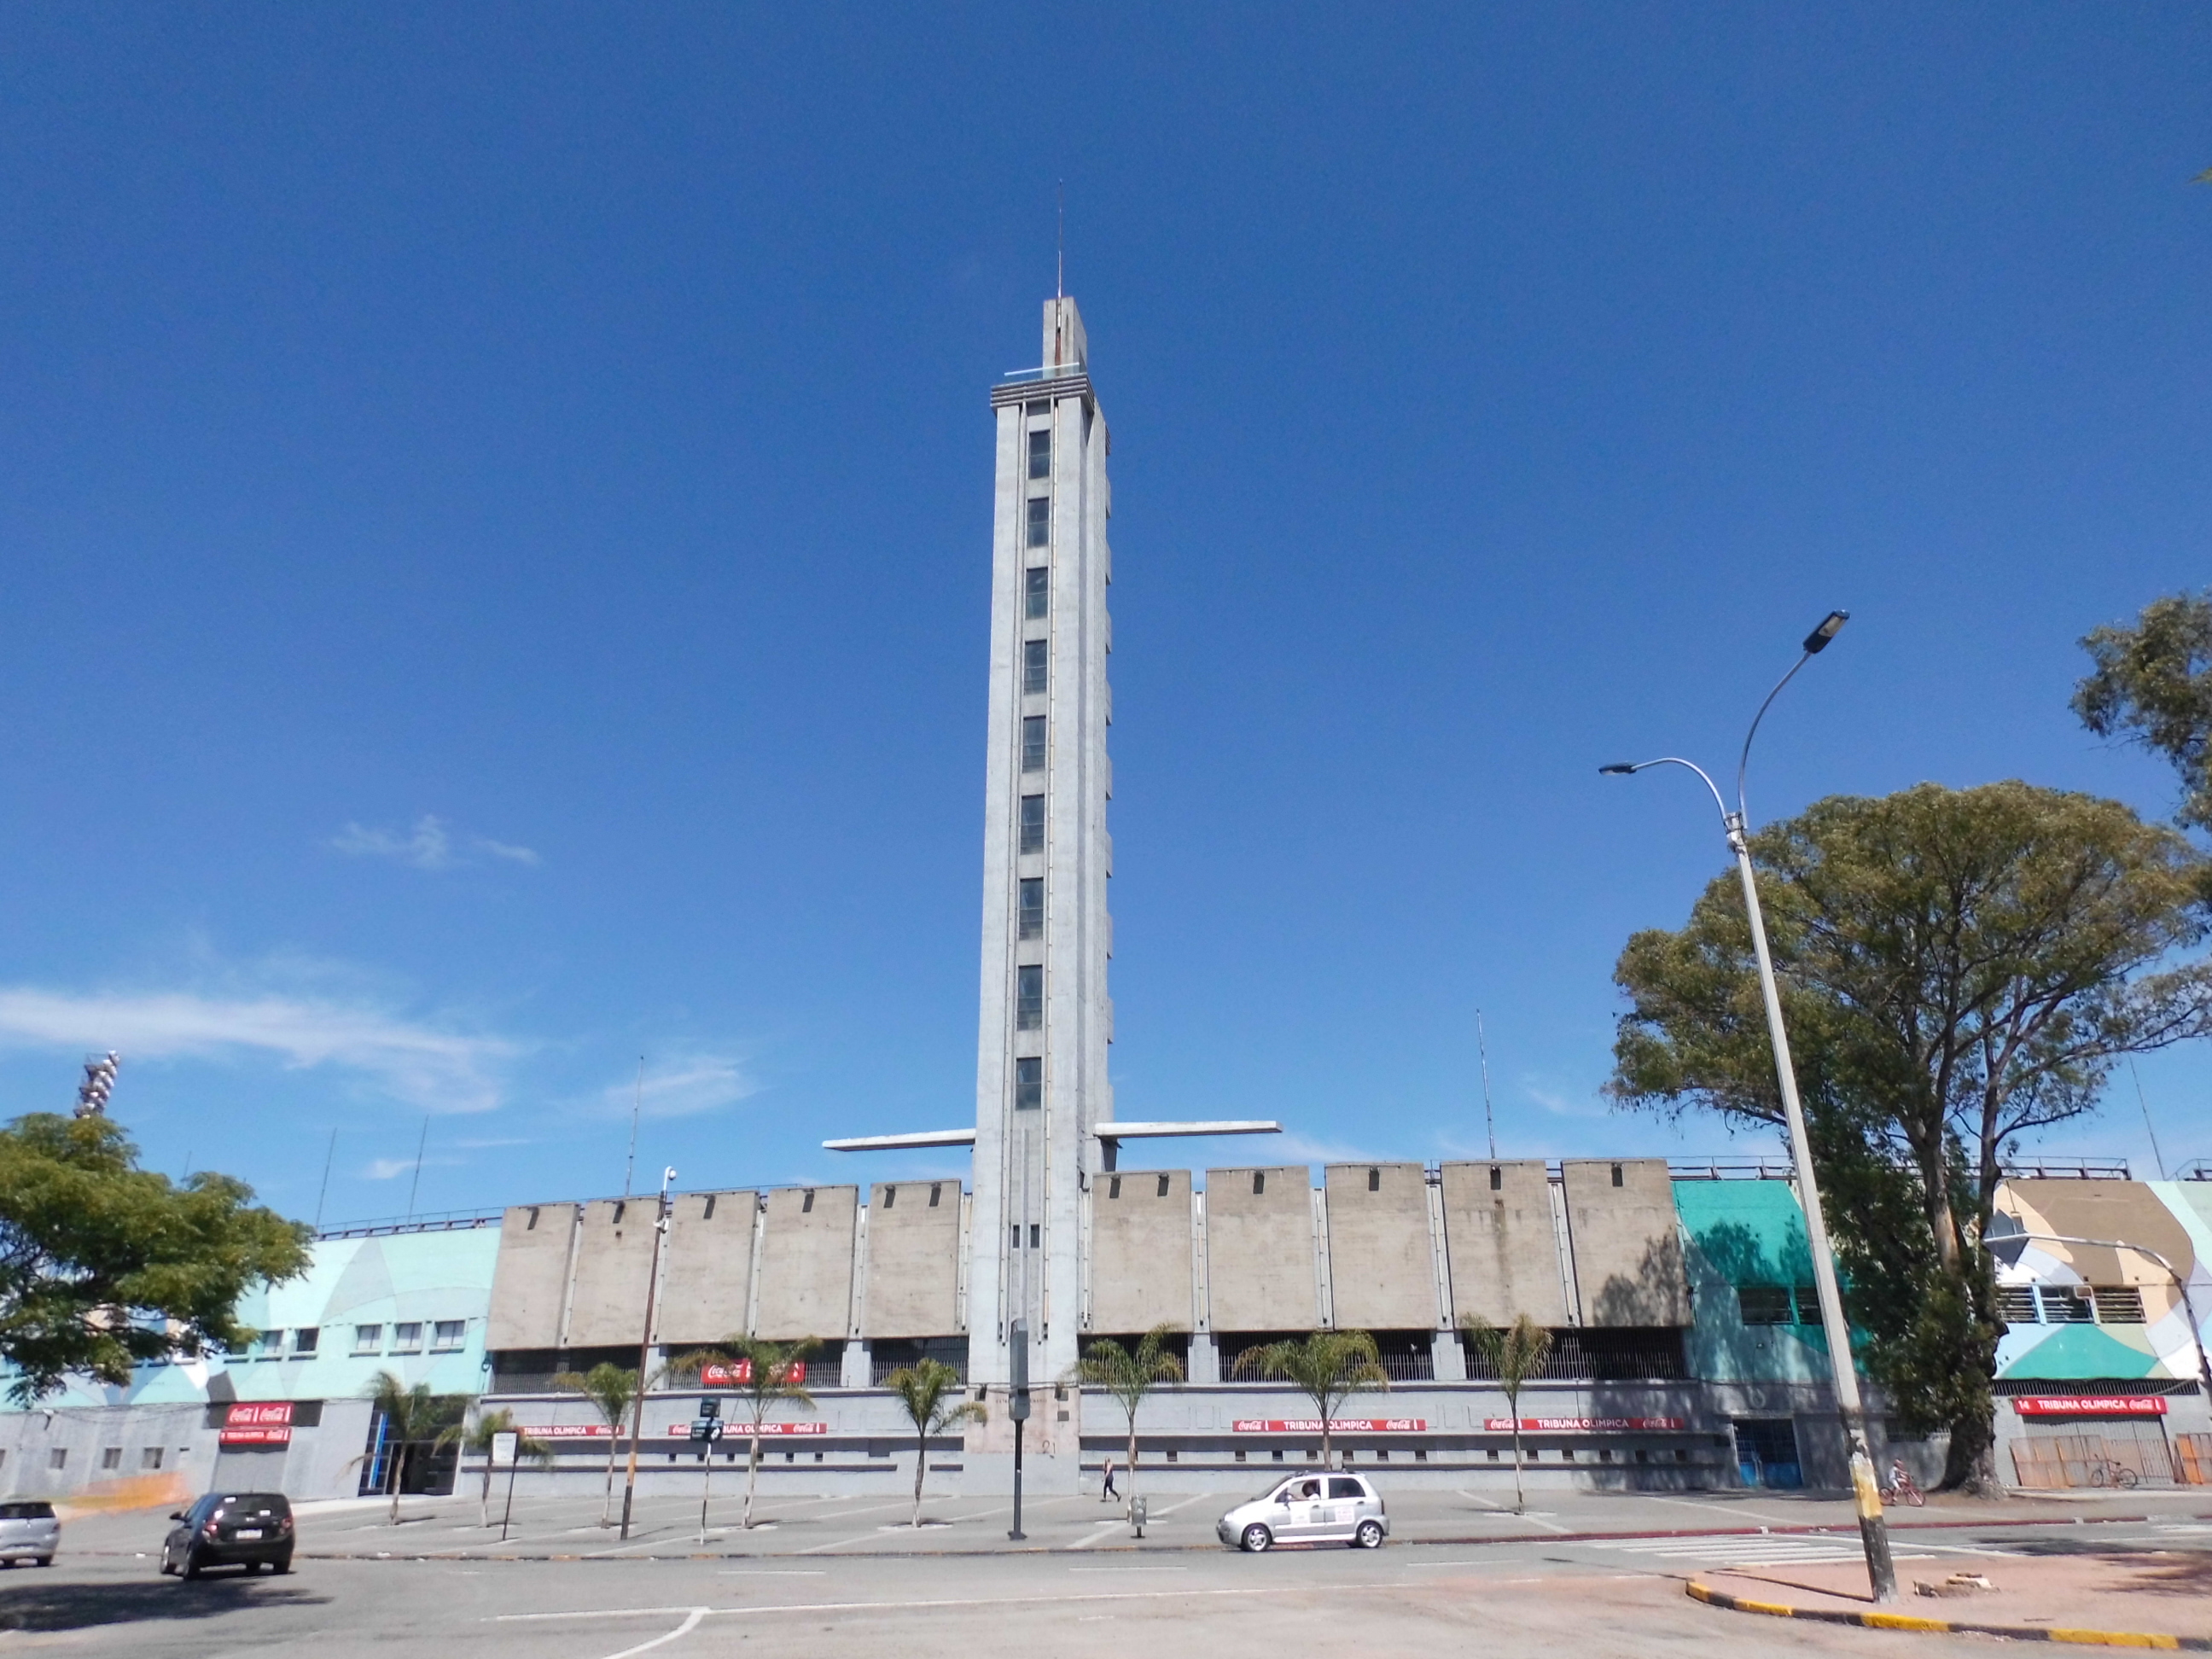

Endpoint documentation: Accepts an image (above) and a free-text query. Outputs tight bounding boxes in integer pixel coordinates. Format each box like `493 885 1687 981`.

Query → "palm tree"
555 1360 640 1527
357 1371 454 1525
1071 1325 1185 1516
669 1336 818 1531
1230 1330 1388 1472
1463 1314 1554 1515
436 1406 555 1528
883 1358 986 1528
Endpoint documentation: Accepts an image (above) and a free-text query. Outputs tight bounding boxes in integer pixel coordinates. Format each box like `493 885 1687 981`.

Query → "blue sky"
3 5 2209 1225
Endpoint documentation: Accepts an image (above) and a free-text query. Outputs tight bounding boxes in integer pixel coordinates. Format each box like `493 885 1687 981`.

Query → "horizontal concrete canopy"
823 1128 976 1151
1093 1121 1282 1138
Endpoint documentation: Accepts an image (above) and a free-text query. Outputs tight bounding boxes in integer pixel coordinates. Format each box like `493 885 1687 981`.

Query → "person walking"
1100 1455 1118 1503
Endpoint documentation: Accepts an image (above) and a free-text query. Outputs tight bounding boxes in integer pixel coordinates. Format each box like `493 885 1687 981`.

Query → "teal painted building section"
1674 1179 1835 1385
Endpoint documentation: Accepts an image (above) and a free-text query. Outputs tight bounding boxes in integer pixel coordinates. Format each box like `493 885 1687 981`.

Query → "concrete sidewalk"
50 1484 2212 1561
1692 1543 2212 1647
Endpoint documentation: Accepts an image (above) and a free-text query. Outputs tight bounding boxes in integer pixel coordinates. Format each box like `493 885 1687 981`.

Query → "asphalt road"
5 1516 2207 1658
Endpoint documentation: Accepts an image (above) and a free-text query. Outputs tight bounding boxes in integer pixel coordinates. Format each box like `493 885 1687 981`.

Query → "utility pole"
618 1167 676 1540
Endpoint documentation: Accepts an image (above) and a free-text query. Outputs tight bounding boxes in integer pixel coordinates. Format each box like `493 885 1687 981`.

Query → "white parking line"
1066 1521 1127 1551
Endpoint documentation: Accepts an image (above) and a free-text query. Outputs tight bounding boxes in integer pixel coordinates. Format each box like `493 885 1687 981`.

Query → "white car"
1217 1472 1388 1551
0 1501 58 1567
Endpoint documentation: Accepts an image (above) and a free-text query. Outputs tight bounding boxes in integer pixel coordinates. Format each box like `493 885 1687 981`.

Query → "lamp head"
1598 763 1639 776
1802 610 1850 655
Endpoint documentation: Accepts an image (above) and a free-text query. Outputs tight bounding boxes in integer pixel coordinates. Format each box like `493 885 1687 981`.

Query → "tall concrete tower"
968 296 1113 1390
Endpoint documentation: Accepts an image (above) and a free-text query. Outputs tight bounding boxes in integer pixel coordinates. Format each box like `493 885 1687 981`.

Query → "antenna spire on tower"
1056 179 1064 300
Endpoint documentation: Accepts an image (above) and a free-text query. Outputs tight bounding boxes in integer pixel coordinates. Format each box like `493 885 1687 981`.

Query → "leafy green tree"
1611 781 2212 1489
1230 1330 1388 1471
1072 1325 1185 1516
2075 591 2212 832
883 1358 986 1528
0 1113 308 1402
357 1371 464 1524
556 1360 640 1526
670 1336 818 1531
437 1406 554 1528
1462 1316 1552 1514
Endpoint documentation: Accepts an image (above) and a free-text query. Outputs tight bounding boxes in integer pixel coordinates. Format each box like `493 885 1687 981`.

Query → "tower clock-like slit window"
1014 1057 1042 1110
1026 496 1051 548
1016 965 1044 1029
1024 565 1049 619
1027 428 1051 480
1018 877 1044 939
1022 715 1046 771
1019 795 1045 853
1023 638 1048 694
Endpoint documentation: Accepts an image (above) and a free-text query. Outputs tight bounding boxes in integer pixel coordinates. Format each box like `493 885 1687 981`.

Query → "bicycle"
2086 1458 2139 1490
1879 1465 1925 1507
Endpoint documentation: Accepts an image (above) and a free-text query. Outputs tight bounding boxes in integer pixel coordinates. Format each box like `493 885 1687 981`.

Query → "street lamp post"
1602 608 1897 1604
618 1165 677 1541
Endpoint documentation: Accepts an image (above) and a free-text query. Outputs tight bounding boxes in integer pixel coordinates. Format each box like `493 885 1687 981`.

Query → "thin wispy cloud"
364 1155 464 1180
0 986 521 1114
1523 1080 1608 1119
597 1055 758 1121
329 815 539 870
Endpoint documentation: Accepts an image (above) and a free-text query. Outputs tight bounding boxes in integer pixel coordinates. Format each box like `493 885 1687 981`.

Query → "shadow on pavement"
1998 1540 2212 1598
0 1575 329 1633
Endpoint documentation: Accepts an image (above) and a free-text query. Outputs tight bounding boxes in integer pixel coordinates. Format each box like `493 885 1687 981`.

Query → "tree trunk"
387 1440 404 1525
480 1458 492 1528
1126 1417 1138 1522
601 1436 619 1526
1508 1388 1526 1516
1941 1405 2000 1495
912 1435 926 1528
743 1437 761 1529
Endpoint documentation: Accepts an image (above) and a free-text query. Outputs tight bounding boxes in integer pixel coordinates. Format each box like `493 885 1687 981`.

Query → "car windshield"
1252 1478 1315 1504
0 1503 52 1520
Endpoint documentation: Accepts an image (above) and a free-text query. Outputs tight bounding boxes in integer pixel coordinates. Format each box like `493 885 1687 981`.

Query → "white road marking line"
795 1533 881 1554
716 1569 825 1576
598 1607 707 1659
1143 1492 1217 1517
1627 1494 1796 1523
495 1581 1417 1627
1454 1489 1505 1511
1067 1521 1130 1551
1068 1566 1188 1573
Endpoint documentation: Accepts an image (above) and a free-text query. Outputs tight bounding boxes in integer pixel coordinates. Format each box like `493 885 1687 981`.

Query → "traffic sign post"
692 1399 725 1542
1007 1319 1030 1542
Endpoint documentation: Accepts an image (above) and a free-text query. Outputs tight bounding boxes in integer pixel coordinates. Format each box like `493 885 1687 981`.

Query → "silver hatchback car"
1218 1472 1388 1551
0 1501 59 1567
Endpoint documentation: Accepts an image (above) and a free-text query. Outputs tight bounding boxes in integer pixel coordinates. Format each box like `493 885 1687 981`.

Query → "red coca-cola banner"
2011 1395 2168 1417
1481 1416 1686 1431
1231 1418 1429 1434
221 1401 294 1446
701 1359 806 1387
666 1420 829 1438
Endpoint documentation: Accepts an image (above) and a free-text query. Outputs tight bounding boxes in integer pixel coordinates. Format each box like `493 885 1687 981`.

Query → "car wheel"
34 1557 51 1569
1353 1520 1383 1550
1240 1523 1272 1553
271 1554 293 1575
182 1549 203 1580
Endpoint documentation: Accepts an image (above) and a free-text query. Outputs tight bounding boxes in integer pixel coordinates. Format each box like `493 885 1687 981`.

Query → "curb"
1687 1580 2212 1650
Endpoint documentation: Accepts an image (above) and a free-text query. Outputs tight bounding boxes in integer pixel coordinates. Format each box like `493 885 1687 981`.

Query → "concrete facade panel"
755 1185 858 1341
1323 1163 1439 1330
1995 1179 2196 1286
655 1190 758 1348
563 1198 661 1349
1087 1167 1193 1334
1204 1167 1318 1333
1441 1162 1568 1327
486 1202 578 1351
862 1180 963 1339
1562 1159 1691 1326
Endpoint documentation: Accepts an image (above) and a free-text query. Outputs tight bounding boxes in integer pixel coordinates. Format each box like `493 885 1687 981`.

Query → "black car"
159 1492 294 1578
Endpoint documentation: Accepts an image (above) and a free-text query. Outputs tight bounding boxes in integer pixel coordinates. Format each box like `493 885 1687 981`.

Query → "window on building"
1022 637 1048 694
1022 715 1046 772
353 1324 382 1354
1015 1057 1041 1110
1019 794 1045 853
1016 965 1044 1030
1790 1286 1819 1324
432 1320 468 1351
2040 1286 2094 1323
142 1447 163 1471
100 1447 121 1471
1028 428 1051 480
391 1322 424 1353
253 1330 282 1359
1997 1286 2040 1325
1025 565 1049 619
293 1327 319 1356
48 1450 65 1470
1736 1286 1793 1325
2093 1286 2147 1324
1026 496 1051 548
1018 877 1044 939
1030 1224 1040 1249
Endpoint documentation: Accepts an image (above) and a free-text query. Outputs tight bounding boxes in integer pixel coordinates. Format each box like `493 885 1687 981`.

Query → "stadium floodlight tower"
74 1052 120 1119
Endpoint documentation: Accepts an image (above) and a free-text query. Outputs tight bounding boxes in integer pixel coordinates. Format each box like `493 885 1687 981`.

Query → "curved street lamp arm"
1997 1227 2212 1400
1603 757 1735 835
1738 649 1813 824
